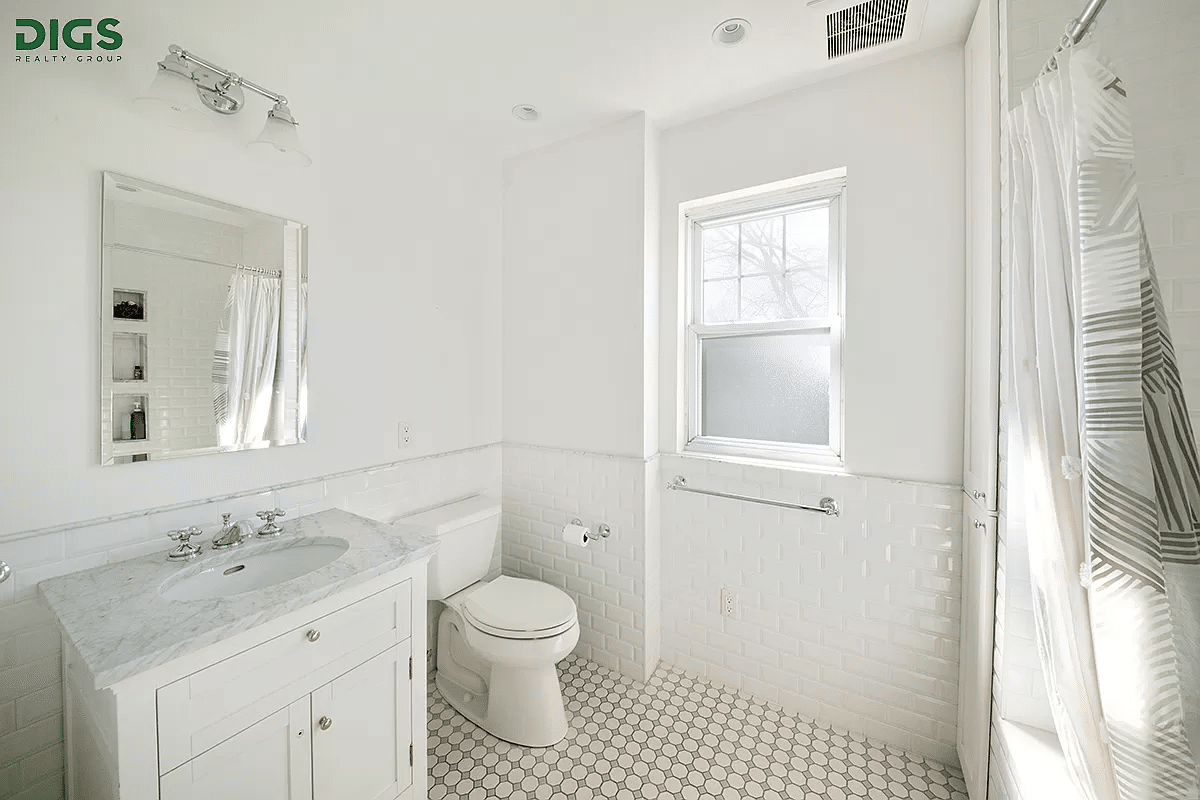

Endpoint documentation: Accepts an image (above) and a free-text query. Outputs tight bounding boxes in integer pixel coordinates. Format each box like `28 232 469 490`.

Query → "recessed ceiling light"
712 18 751 46
512 104 540 122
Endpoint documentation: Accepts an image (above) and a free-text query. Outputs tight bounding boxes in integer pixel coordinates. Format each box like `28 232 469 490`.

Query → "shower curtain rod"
1041 0 1110 74
107 243 282 277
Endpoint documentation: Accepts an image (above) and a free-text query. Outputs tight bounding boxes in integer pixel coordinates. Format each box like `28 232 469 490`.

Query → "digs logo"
14 18 123 62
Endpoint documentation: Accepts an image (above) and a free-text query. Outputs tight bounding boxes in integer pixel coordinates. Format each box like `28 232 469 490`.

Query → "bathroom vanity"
39 509 434 800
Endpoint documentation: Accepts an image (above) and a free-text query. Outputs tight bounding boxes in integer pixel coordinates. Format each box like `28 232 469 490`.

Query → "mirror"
100 172 307 465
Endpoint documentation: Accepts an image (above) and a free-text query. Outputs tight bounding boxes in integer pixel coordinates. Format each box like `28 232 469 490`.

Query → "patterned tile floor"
427 654 969 800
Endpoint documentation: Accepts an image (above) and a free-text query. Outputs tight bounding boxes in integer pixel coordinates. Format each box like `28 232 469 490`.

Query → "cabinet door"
160 697 313 800
312 641 413 800
963 0 1002 513
956 492 997 799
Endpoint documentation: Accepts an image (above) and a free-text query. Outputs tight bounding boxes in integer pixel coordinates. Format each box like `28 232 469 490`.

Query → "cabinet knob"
974 519 987 529
972 490 986 500
318 716 332 731
306 629 321 643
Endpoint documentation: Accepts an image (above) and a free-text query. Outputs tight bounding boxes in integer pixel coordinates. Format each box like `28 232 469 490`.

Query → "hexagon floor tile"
427 654 969 800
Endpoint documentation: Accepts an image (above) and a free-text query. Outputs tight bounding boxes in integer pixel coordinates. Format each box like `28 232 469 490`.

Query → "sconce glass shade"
133 56 213 132
247 104 312 167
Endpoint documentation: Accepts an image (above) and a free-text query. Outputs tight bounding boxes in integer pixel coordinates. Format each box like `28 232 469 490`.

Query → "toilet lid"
462 576 577 639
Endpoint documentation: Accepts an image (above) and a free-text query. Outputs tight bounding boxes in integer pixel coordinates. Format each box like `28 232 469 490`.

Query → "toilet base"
435 666 570 748
435 605 575 747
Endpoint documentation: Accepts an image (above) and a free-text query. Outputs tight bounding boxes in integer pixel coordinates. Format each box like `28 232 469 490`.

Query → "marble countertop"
39 508 435 689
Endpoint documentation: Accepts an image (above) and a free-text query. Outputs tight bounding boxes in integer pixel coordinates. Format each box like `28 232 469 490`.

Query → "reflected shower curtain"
212 272 281 446
299 281 308 440
1008 42 1200 800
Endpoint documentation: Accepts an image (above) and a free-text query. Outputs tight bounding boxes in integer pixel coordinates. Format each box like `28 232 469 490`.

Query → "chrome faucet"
166 527 203 561
255 508 287 538
212 513 252 550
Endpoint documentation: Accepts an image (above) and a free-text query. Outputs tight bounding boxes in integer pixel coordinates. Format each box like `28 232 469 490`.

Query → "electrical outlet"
398 422 411 447
720 587 738 618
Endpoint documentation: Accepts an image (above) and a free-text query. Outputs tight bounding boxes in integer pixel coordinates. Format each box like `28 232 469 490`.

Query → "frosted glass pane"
702 225 739 279
703 279 737 324
701 332 830 446
740 216 783 275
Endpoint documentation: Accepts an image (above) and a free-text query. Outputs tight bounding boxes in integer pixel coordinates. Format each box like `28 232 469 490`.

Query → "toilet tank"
393 496 501 600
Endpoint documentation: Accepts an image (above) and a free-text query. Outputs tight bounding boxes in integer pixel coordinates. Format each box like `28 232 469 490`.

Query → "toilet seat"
461 576 577 640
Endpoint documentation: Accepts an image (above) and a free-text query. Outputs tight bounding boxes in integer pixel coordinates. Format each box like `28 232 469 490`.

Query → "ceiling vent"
826 0 908 59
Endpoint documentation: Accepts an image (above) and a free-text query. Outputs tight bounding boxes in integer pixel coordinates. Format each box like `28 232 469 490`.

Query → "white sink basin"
160 538 350 602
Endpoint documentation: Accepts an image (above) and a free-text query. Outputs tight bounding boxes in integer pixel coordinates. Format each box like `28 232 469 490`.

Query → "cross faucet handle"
166 527 203 561
168 526 202 543
255 508 287 538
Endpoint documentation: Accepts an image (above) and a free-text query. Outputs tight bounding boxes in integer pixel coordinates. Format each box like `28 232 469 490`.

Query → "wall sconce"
134 44 312 167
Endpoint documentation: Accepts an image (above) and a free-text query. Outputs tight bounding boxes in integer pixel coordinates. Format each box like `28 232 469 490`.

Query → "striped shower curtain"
1008 42 1200 800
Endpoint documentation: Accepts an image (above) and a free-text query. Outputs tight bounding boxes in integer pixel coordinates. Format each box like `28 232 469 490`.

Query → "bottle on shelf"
130 400 147 441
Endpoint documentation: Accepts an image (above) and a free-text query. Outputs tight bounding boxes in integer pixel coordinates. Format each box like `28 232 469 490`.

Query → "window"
681 170 845 466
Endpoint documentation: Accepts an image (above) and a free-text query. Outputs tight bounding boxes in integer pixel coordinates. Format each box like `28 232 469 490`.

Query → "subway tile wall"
0 444 500 800
500 444 658 682
657 454 963 765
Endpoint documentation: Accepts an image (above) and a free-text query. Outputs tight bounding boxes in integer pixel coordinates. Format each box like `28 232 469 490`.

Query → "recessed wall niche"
111 394 148 442
112 332 147 382
113 288 145 321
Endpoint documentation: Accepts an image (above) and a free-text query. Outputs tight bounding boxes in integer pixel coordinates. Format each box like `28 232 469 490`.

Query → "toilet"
395 496 580 747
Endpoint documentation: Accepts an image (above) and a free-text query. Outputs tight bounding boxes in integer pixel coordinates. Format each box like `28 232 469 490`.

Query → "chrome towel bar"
666 475 840 516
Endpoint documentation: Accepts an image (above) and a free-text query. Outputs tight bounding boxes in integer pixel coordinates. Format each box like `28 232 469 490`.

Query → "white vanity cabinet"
61 564 428 800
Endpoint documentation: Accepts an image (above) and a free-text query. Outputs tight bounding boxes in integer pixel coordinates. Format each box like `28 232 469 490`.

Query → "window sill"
997 720 1085 800
675 448 848 477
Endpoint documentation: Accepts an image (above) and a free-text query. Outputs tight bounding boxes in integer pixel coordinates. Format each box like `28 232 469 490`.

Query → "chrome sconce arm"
135 44 312 167
167 44 288 107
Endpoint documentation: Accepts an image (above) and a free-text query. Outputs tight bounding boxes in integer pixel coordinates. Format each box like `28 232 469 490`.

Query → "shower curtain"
212 271 281 446
299 280 308 441
1007 42 1200 800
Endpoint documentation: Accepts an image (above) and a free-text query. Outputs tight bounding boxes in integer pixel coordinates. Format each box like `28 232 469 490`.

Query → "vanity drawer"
157 579 411 775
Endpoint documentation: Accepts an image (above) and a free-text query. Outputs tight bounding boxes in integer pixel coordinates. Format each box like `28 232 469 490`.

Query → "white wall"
0 58 502 539
653 46 967 764
658 45 967 486
500 114 661 682
502 113 653 459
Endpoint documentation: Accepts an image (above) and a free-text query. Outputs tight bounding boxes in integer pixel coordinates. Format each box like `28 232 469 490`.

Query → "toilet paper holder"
571 518 611 542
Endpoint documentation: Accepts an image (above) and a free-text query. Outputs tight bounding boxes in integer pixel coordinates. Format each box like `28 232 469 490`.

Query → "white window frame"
680 169 847 468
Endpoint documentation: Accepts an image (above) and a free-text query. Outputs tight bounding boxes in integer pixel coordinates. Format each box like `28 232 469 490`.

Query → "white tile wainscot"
500 444 658 683
658 454 963 765
0 444 499 800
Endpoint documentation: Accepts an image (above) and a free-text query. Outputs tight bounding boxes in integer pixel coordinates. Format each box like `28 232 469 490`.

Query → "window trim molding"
679 170 848 469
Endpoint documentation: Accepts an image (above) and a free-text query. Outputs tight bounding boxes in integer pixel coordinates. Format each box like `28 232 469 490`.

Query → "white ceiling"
93 0 978 158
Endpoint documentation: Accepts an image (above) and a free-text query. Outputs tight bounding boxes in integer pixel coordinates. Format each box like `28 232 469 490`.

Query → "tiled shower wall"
658 454 963 765
500 444 658 682
0 444 500 800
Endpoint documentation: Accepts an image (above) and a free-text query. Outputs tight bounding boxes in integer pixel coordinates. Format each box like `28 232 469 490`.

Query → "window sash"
682 180 845 465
